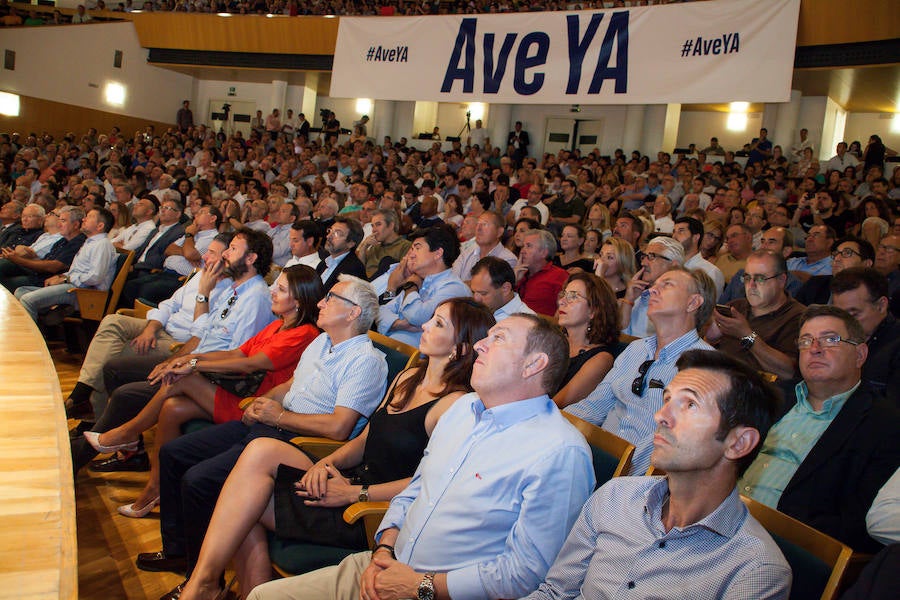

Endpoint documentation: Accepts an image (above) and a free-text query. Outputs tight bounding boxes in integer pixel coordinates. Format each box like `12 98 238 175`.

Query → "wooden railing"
0 288 77 599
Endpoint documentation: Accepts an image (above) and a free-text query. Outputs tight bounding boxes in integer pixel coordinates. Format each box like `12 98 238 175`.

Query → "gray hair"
647 235 686 265
59 205 85 223
337 275 379 333
524 228 558 259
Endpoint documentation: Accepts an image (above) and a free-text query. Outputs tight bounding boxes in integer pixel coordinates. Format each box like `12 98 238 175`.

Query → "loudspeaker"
114 50 123 69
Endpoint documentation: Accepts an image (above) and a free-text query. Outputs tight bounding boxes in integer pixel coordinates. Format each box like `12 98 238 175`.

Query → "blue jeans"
14 283 76 320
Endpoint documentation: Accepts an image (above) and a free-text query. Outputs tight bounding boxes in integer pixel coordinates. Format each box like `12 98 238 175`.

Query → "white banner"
331 0 800 104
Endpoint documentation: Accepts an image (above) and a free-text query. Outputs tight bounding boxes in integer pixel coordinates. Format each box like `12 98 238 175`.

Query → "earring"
449 350 457 361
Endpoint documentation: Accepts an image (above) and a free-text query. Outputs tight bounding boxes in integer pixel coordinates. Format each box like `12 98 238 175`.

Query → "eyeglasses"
327 227 348 238
325 290 358 307
220 293 237 319
642 252 671 263
557 290 587 304
631 359 661 396
740 273 781 285
831 248 861 259
160 205 180 213
878 244 900 254
797 334 859 350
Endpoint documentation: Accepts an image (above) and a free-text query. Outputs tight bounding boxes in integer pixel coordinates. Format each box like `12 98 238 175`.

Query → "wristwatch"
417 572 436 600
195 294 208 303
740 331 759 350
188 358 199 372
358 484 369 503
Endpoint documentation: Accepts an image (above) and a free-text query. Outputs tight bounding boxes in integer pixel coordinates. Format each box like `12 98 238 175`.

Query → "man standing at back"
248 314 594 600
529 350 790 600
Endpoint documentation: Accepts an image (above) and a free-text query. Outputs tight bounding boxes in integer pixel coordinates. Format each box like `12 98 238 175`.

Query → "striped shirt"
281 332 388 438
739 381 859 508
566 330 714 475
524 477 791 600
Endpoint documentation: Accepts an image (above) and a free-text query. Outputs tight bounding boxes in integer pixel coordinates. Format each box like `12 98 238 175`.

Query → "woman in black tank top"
179 298 494 600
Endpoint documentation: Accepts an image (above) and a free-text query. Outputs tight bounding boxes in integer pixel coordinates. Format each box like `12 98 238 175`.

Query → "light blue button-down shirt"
493 293 535 322
194 274 275 353
566 330 714 475
281 332 388 438
30 232 62 258
163 228 217 275
525 477 791 600
377 268 471 347
268 223 292 267
623 289 654 338
146 272 232 342
66 232 117 289
739 381 859 508
786 255 833 276
379 394 594 600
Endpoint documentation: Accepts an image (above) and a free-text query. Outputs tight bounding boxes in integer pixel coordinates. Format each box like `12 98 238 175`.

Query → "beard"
224 255 250 280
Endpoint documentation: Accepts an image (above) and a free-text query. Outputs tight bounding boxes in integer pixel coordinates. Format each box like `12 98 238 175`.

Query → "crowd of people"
0 0 692 24
1 115 899 599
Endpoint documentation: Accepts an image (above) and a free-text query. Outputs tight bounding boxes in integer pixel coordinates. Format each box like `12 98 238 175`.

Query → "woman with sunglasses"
85 265 324 518
554 273 620 409
177 298 494 600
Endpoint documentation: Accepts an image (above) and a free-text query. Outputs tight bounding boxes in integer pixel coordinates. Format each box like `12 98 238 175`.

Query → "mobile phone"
715 304 732 315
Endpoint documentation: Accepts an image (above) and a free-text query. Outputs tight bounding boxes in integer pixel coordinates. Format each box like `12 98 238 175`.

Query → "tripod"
456 110 472 141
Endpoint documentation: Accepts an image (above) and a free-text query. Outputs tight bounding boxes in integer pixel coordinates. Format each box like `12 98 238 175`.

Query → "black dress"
557 345 612 391
272 395 439 549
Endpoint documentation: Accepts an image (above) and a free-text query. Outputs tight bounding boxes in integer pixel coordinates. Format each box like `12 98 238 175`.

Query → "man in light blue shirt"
568 268 716 475
787 224 834 281
468 256 535 322
527 350 790 600
15 207 117 321
379 225 470 346
249 314 594 600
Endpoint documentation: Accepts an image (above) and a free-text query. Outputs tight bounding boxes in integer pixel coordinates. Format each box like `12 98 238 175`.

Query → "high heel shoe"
117 496 160 518
83 430 139 454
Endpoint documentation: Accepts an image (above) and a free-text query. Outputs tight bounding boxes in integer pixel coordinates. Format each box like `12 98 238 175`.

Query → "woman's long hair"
391 297 495 410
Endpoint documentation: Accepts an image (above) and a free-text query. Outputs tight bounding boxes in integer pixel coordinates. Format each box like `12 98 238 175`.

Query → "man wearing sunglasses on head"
739 305 900 553
567 267 716 475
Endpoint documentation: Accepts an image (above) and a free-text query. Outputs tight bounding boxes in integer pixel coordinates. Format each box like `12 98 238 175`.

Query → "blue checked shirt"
66 232 117 289
566 330 714 475
281 332 388 438
739 381 859 508
378 394 594 600
524 477 791 600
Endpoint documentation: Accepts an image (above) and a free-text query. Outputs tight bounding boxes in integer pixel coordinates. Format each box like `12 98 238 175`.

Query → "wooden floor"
53 341 186 600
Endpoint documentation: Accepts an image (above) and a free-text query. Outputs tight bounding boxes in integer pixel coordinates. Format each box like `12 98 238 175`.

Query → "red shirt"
517 262 568 317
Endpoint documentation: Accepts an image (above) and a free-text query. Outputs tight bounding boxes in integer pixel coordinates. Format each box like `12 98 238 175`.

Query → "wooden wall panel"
130 13 339 55
797 0 899 46
0 95 175 142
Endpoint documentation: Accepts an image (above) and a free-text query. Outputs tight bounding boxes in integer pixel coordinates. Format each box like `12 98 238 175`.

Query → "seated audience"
567 268 716 475
282 220 322 271
787 224 836 282
515 228 568 316
451 211 516 282
178 298 494 599
84 265 324 519
140 276 388 589
593 236 636 299
355 208 410 279
554 272 621 409
620 235 685 338
795 236 875 305
527 350 790 600
319 216 367 291
740 305 900 553
378 225 469 346
246 314 594 600
467 256 534 322
554 223 595 273
672 216 725 296
709 250 805 381
831 267 900 396
0 206 84 292
15 207 117 321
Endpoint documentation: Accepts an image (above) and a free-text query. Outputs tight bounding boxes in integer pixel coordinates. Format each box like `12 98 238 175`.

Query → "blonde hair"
600 237 637 283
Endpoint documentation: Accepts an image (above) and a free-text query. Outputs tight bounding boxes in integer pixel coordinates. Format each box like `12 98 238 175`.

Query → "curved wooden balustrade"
0 288 77 599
